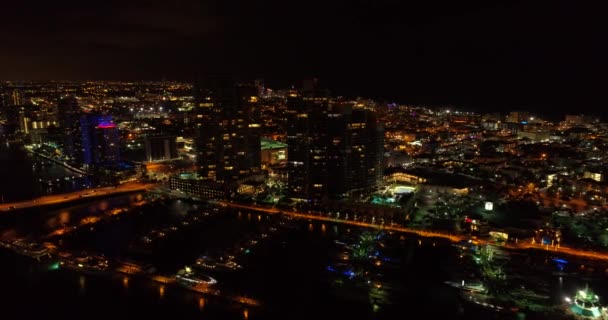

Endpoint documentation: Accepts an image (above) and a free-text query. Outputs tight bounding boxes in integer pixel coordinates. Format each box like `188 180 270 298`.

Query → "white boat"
444 280 487 293
567 286 606 319
176 266 218 287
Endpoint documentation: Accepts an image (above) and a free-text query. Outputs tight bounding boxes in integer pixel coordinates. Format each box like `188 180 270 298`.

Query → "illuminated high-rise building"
348 107 384 192
0 85 8 110
193 77 261 192
18 107 29 135
57 95 81 161
286 84 330 201
9 89 22 107
145 134 178 162
78 114 120 167
287 82 383 202
0 87 24 135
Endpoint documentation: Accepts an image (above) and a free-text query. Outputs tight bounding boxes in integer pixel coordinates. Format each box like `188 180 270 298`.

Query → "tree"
599 233 608 247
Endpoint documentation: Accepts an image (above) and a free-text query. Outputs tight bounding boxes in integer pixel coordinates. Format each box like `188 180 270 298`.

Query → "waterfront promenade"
215 201 608 262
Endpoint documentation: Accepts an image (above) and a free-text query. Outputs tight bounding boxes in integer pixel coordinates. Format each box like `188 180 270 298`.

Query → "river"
1 195 607 319
0 143 91 202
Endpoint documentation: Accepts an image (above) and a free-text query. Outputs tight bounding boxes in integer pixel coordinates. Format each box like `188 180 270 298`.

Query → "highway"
0 182 158 212
215 201 608 262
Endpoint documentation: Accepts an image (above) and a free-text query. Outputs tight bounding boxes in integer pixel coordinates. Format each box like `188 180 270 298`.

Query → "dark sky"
1 0 605 114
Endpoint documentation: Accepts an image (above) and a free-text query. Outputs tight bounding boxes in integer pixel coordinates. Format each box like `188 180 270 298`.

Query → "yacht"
567 286 607 319
176 266 218 288
3 240 53 259
60 254 110 275
444 279 487 293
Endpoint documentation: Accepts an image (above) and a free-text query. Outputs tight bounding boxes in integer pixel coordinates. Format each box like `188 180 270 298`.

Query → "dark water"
1 197 607 319
0 143 91 202
0 197 464 320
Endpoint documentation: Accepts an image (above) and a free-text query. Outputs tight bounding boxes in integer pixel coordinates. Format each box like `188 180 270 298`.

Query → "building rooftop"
261 138 287 150
176 172 203 180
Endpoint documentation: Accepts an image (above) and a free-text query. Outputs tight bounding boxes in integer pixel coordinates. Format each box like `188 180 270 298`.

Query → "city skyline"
1 79 604 123
1 70 608 320
0 0 605 114
1 2 607 320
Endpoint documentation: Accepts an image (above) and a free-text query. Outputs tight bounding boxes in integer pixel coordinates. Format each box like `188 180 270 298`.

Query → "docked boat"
195 254 242 271
3 240 54 259
567 286 608 319
444 280 487 293
176 266 218 288
60 254 110 275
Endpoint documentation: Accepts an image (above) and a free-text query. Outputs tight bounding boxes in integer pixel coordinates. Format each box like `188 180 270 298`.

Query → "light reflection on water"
0 193 146 241
78 275 86 294
11 197 608 319
98 201 109 212
59 211 70 225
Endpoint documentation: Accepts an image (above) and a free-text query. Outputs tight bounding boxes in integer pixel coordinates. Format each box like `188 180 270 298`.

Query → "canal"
1 196 608 319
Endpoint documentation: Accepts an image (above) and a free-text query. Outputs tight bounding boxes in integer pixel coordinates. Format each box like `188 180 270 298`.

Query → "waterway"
3 195 608 319
0 143 91 202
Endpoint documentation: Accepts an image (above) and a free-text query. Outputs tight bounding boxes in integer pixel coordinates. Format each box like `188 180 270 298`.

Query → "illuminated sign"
97 122 116 129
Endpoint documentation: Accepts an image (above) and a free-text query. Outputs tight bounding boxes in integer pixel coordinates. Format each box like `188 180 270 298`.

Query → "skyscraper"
193 77 261 191
348 108 384 192
145 134 178 162
287 82 384 202
57 95 81 161
9 89 22 107
0 85 7 111
18 107 29 135
78 114 120 167
286 85 330 201
1 87 24 136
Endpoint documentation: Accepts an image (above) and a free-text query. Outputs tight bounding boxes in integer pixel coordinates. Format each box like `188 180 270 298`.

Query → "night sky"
1 0 605 114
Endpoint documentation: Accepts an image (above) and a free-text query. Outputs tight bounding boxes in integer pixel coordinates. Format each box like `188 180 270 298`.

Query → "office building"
78 114 120 167
57 96 82 161
144 134 178 162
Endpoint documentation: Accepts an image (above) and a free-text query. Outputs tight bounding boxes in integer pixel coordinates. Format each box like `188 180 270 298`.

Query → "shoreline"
23 145 89 176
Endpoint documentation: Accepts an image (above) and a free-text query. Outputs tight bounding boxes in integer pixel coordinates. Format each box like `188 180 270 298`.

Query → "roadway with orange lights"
216 201 608 262
0 182 157 212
